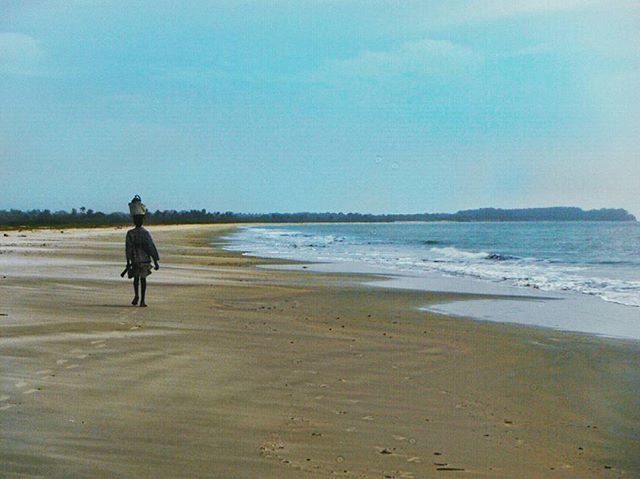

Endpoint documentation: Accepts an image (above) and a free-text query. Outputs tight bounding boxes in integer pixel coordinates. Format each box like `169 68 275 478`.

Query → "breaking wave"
225 225 640 308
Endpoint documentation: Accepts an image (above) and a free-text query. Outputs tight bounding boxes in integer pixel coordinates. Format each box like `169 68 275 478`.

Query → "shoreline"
1 224 639 477
224 224 640 341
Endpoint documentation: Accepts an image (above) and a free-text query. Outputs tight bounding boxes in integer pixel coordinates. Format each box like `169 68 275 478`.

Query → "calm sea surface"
226 222 640 308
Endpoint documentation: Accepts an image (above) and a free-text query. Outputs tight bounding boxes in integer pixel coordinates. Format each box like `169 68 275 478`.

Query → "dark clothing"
125 226 159 267
127 262 153 279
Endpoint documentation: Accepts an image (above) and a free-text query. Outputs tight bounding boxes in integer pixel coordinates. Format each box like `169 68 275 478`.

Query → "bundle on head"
128 195 147 217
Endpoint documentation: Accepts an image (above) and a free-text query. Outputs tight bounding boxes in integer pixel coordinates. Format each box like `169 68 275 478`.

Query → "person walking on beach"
124 195 159 307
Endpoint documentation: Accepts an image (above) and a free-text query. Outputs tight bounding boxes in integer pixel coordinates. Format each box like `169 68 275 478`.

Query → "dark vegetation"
0 207 635 229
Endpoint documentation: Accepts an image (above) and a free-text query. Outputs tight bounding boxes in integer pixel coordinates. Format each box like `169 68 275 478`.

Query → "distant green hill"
443 207 637 222
0 206 635 228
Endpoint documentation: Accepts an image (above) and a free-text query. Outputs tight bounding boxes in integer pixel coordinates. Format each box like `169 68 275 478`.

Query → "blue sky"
1 1 638 214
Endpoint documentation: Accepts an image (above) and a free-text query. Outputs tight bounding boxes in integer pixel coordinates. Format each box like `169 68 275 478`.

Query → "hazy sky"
1 1 638 214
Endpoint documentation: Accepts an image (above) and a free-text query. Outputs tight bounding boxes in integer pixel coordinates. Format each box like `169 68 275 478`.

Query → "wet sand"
1 225 639 478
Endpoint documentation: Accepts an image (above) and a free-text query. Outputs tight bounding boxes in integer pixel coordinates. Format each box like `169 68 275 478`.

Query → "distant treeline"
445 207 636 222
0 206 635 228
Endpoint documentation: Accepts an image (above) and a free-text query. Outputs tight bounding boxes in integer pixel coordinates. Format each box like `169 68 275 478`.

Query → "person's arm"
125 231 133 266
144 231 160 269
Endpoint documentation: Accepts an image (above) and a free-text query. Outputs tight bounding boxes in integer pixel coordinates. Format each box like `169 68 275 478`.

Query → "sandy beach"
1 224 638 478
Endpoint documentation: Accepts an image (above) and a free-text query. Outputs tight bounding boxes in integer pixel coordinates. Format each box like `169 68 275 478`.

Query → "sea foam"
225 223 640 308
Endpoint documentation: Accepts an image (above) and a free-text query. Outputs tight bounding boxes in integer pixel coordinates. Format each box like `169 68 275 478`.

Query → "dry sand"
1 225 638 478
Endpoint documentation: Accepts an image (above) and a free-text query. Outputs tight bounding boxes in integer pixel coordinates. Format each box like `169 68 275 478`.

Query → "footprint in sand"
90 339 105 345
76 354 88 359
361 415 374 421
56 359 68 365
66 364 79 370
377 447 396 455
407 457 421 463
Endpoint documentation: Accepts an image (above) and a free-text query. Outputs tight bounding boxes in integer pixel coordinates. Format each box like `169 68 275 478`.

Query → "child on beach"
124 196 159 307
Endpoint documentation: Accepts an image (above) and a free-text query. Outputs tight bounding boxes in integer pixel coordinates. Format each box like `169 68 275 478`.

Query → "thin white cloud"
312 38 481 83
0 32 54 77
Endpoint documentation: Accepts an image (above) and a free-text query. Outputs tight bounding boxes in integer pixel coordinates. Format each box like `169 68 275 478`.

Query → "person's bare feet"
132 296 139 306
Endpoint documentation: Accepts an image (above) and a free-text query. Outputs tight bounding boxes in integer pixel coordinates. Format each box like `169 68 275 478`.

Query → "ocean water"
225 222 640 309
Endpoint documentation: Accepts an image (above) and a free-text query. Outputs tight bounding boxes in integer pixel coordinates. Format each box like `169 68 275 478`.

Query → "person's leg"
139 277 147 307
132 277 139 305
